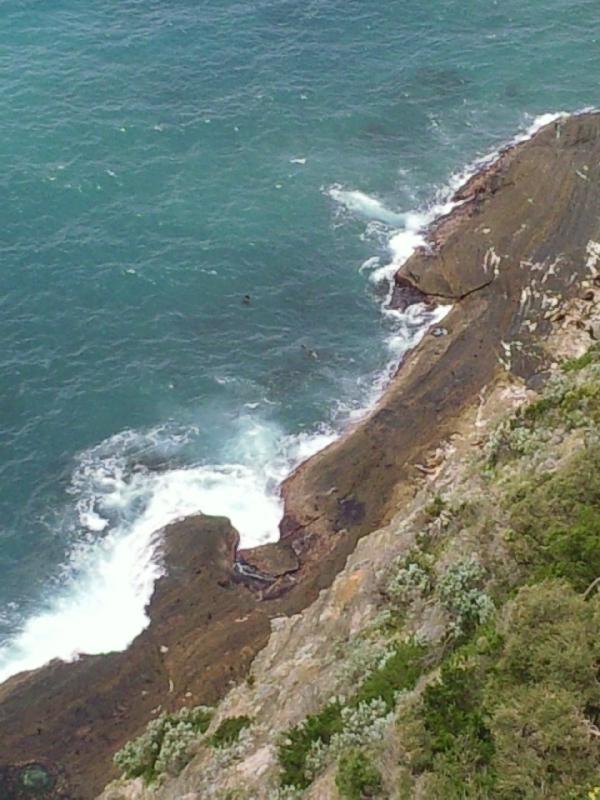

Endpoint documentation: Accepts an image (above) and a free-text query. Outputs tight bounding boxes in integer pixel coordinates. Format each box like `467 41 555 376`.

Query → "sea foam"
0 420 335 682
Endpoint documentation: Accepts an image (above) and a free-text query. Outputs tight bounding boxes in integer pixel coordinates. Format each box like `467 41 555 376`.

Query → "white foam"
0 420 334 682
328 186 407 226
363 110 578 294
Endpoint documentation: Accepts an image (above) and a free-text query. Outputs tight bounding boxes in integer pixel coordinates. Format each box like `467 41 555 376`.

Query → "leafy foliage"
210 715 252 748
335 749 382 799
438 558 495 639
562 343 600 373
401 582 600 798
113 705 212 782
509 444 600 591
278 701 344 789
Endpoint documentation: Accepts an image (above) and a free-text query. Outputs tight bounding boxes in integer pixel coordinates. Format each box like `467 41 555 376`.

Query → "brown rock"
238 542 299 579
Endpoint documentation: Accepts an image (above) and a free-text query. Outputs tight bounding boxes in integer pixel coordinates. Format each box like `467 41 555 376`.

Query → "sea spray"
0 419 335 682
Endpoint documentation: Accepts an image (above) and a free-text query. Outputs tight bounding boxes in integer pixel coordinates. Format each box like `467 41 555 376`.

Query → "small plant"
113 705 212 782
210 715 252 748
305 697 393 778
336 749 382 799
562 343 600 373
386 551 433 605
438 558 494 639
426 494 446 518
278 701 344 789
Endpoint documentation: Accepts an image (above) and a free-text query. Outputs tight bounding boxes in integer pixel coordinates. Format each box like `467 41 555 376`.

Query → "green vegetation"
509 444 600 590
278 641 423 788
562 343 600 372
335 749 382 799
401 582 600 798
210 715 252 748
278 701 344 789
113 705 212 782
486 355 600 466
438 558 495 640
386 549 433 606
425 494 446 518
112 345 600 798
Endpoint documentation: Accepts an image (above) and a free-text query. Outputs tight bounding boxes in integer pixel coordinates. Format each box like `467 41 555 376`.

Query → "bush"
494 581 600 705
491 684 600 799
421 661 493 766
352 640 423 710
486 357 600 465
386 551 433 606
210 715 252 748
278 701 344 789
278 641 423 788
113 705 212 782
562 343 600 373
509 444 600 590
438 558 494 639
335 749 382 799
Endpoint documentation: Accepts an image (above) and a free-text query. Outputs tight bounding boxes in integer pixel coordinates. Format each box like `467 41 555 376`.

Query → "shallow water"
1 0 599 679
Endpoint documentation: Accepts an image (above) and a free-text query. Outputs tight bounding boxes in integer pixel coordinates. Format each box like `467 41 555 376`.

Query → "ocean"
1 0 599 680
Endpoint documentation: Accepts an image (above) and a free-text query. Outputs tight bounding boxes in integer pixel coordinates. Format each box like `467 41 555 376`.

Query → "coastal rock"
0 516 272 800
237 541 299 580
281 112 600 558
388 274 432 312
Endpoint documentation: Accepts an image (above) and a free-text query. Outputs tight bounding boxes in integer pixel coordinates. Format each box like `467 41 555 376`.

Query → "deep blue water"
1 0 599 678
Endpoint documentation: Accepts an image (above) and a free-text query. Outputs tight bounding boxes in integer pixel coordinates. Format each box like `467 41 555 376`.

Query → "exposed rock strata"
281 112 600 557
2 111 600 800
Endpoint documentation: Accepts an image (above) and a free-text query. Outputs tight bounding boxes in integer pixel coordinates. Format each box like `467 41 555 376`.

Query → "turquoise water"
1 0 599 678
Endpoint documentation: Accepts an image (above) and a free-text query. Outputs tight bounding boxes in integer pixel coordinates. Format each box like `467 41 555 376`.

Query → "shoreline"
0 110 568 686
3 109 600 800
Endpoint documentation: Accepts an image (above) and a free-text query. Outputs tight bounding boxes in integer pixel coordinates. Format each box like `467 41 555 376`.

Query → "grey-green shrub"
114 705 213 781
438 558 494 639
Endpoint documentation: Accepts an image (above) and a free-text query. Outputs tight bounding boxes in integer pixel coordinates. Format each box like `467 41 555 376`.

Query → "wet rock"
238 542 299 579
388 274 431 312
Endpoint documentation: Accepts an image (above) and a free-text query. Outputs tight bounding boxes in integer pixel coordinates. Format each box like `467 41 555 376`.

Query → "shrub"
494 581 600 705
278 701 344 789
335 749 382 799
305 698 393 778
562 343 600 373
386 551 433 605
278 641 423 788
491 684 600 799
438 558 495 639
352 640 423 710
113 705 212 782
425 495 446 518
210 715 252 748
421 661 493 765
509 444 600 590
486 359 600 465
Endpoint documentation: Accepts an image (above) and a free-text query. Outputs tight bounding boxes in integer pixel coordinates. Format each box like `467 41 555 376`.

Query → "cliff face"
99 303 600 799
2 112 600 800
